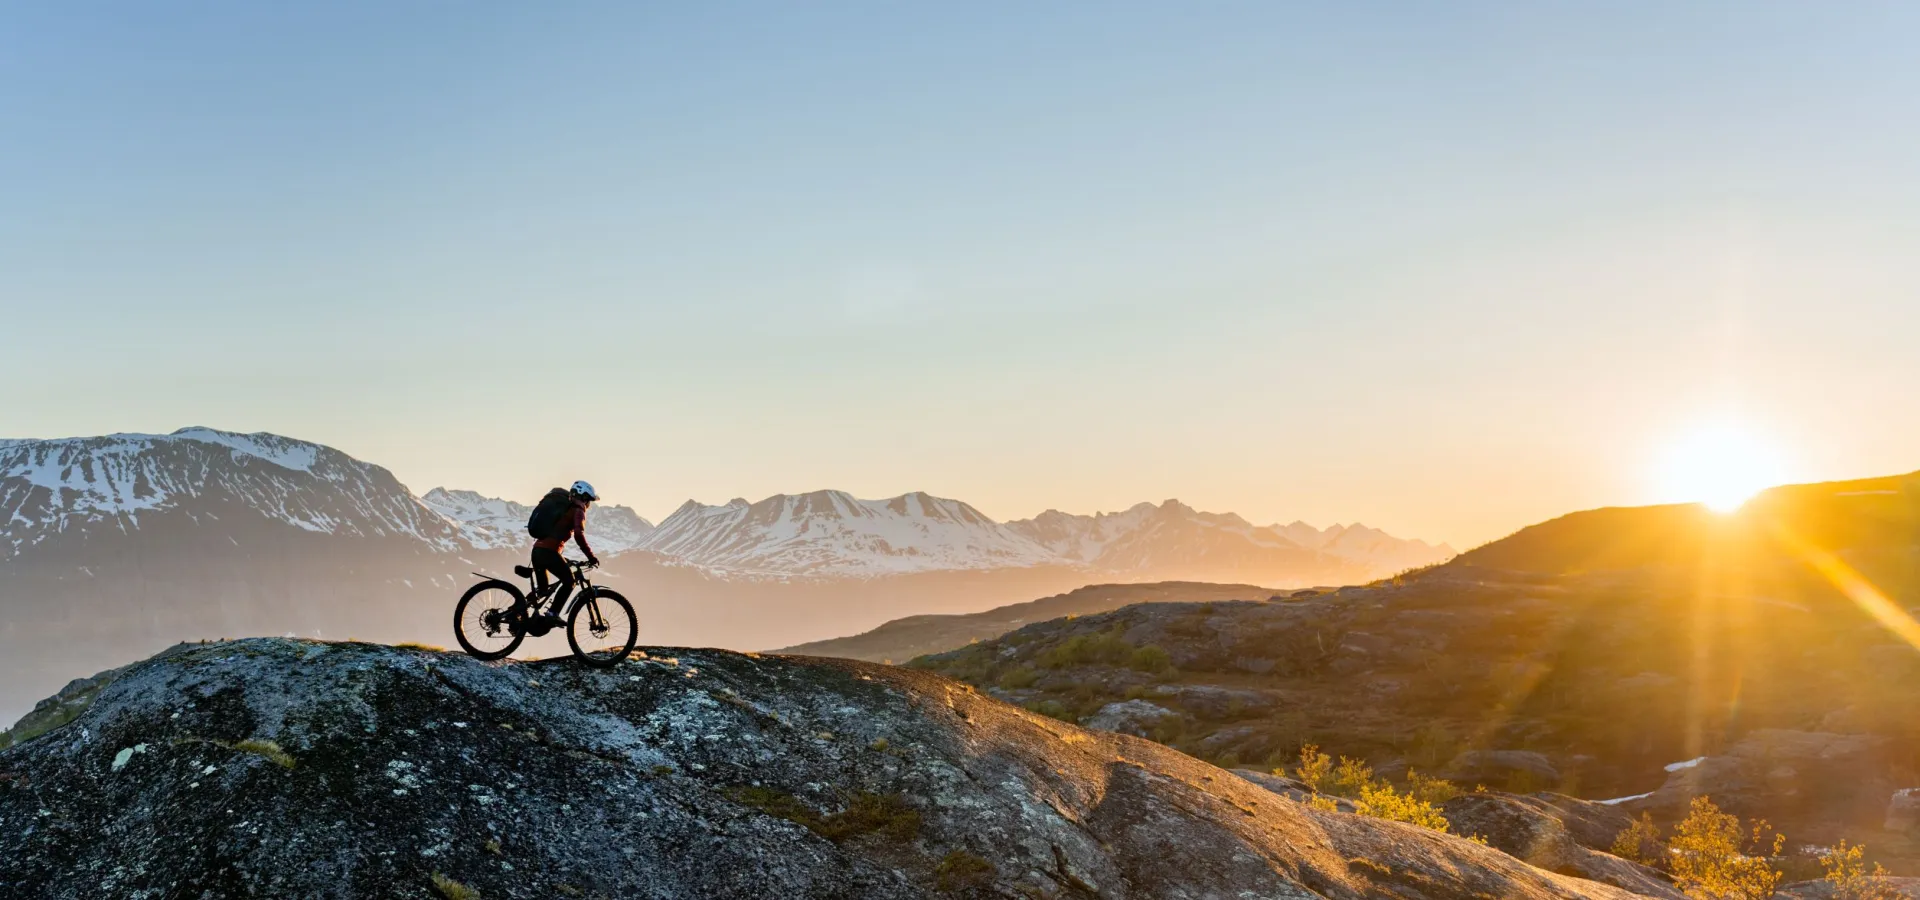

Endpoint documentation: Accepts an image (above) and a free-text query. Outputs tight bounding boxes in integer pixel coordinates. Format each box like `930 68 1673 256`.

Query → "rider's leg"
532 548 570 618
529 550 550 606
550 567 576 617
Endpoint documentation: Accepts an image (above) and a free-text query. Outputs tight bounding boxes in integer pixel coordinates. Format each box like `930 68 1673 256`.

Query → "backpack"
527 487 573 540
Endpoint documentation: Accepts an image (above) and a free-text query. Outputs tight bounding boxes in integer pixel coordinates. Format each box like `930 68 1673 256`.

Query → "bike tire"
454 579 527 661
566 588 637 668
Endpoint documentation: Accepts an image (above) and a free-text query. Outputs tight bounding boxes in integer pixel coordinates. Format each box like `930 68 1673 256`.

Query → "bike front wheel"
454 579 527 661
566 588 637 668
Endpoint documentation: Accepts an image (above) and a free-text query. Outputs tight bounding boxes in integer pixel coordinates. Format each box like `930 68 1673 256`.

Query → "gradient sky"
4 2 1918 548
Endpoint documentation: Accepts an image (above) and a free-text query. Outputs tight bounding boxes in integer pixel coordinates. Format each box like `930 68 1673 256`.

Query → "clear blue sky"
5 2 1918 546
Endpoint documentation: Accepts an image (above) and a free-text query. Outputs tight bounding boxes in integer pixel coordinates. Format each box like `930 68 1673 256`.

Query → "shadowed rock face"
0 639 1657 899
1438 792 1681 900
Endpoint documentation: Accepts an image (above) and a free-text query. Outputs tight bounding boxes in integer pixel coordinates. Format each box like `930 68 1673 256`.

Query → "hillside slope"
776 582 1281 662
1451 471 1920 582
0 639 1650 899
914 566 1920 852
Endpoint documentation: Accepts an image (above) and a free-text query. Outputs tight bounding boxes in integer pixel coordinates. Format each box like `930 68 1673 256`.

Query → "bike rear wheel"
566 588 637 668
454 579 527 661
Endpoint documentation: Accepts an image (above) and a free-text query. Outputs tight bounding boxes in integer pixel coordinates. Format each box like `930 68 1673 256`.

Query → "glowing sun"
1654 422 1789 512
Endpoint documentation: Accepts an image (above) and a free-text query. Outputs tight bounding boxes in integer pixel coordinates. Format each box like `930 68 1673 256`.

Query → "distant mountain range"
419 487 657 553
619 493 1451 582
1005 501 1453 585
0 426 1451 722
2 426 1450 581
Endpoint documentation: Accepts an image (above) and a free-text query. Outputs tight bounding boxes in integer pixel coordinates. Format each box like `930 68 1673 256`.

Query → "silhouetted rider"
531 480 600 628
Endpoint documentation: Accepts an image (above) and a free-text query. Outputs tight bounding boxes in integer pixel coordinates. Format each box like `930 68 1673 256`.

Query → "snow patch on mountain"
1006 501 1455 578
0 428 462 557
420 487 655 552
639 490 1059 577
171 427 321 473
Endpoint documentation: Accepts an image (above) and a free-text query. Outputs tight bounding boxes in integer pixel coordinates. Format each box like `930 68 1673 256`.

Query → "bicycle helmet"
570 480 599 502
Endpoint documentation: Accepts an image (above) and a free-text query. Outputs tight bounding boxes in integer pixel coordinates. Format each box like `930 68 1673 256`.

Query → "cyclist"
531 480 601 628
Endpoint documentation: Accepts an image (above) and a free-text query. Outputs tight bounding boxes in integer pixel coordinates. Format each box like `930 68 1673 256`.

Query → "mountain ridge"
2 426 1451 581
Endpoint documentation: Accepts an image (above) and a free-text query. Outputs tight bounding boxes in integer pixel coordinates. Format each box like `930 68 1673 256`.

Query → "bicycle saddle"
513 565 534 578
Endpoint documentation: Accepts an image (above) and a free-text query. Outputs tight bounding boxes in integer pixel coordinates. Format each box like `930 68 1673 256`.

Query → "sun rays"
1654 422 1791 513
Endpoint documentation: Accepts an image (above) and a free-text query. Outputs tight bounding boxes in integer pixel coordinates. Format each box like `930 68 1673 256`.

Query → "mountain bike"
453 559 638 667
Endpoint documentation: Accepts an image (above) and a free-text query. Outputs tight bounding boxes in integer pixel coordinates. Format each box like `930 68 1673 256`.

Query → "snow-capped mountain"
1 426 1452 581
638 490 1061 577
419 487 655 553
0 428 464 559
1006 501 1456 582
1290 521 1455 574
638 492 1453 582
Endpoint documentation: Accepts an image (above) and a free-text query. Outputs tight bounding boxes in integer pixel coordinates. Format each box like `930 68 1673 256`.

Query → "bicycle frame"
524 561 609 630
465 559 604 625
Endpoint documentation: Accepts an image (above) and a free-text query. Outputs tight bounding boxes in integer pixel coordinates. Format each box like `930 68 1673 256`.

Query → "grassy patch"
728 786 922 843
173 736 298 769
996 666 1040 690
431 873 476 899
232 738 297 769
1039 629 1136 669
935 850 995 892
0 680 110 747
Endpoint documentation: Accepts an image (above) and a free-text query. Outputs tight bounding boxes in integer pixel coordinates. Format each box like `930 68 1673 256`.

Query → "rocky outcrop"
1777 877 1920 899
1446 751 1563 791
1627 730 1894 827
1889 788 1920 833
1080 700 1179 738
1148 684 1277 718
1439 792 1681 899
1231 768 1358 813
0 639 1659 899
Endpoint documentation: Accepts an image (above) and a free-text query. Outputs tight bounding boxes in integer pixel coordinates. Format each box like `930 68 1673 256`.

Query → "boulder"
1776 877 1920 899
0 638 1653 899
1632 730 1894 827
1148 684 1276 718
1080 699 1180 737
1888 788 1920 833
1447 750 1563 790
1440 791 1682 900
1196 724 1266 755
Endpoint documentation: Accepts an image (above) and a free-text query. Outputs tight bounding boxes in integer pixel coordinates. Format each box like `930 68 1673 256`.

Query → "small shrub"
1331 756 1374 799
1293 744 1334 794
1611 813 1665 868
1038 628 1137 669
1669 796 1784 900
1355 780 1450 832
1405 770 1461 805
1306 794 1340 812
935 850 995 892
1820 839 1900 900
1128 645 1173 674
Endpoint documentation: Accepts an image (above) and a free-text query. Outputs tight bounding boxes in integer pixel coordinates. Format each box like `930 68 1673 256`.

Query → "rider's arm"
572 508 598 564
